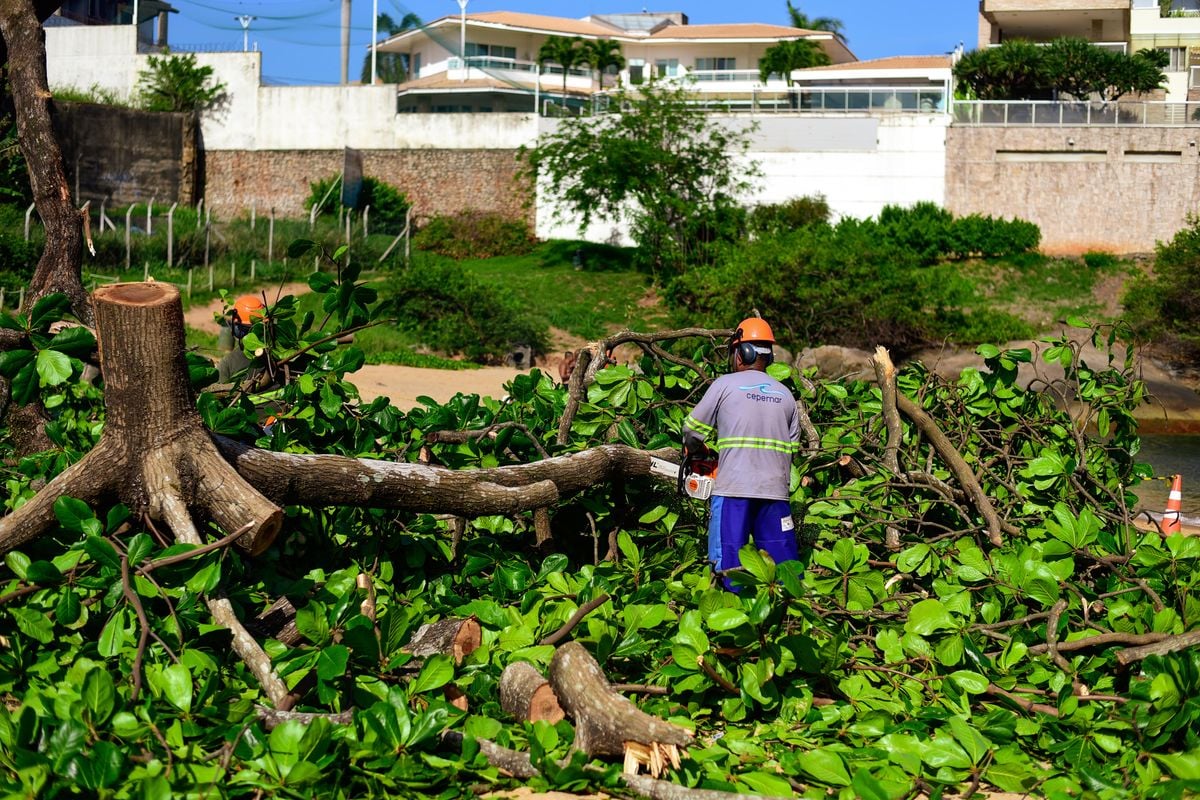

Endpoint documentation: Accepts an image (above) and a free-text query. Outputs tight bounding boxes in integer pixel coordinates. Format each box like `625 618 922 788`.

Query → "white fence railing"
952 99 1200 126
587 85 948 116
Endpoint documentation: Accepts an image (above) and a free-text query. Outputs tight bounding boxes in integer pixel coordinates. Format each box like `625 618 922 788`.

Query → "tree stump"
549 641 691 776
0 282 282 555
500 661 565 723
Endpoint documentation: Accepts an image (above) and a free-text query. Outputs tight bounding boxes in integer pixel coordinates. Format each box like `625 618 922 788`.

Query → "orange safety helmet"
232 295 266 327
731 317 775 345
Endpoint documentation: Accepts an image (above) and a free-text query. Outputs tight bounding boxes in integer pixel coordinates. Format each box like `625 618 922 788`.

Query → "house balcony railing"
1133 0 1200 16
588 85 949 115
988 40 1127 53
953 99 1200 125
436 56 591 83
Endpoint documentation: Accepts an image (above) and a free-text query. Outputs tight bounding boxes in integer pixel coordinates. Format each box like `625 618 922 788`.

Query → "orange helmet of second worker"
233 295 266 327
732 317 775 345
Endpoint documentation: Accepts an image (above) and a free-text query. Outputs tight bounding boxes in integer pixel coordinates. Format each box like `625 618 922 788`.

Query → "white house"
375 10 857 113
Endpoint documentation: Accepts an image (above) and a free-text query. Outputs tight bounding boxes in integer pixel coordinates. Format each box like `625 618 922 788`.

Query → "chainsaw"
648 446 719 500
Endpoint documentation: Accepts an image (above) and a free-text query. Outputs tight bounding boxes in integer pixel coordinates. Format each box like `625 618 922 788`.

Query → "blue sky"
167 0 978 85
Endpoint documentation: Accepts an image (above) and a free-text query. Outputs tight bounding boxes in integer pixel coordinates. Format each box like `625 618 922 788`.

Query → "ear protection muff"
733 341 773 367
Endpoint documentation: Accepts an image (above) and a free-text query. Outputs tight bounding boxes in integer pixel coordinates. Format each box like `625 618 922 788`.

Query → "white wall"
536 113 950 243
46 25 140 98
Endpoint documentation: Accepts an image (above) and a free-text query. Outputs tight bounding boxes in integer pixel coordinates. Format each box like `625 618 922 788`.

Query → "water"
1130 434 1200 519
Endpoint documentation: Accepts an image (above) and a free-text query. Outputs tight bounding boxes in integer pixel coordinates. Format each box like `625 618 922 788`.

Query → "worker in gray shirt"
683 317 800 590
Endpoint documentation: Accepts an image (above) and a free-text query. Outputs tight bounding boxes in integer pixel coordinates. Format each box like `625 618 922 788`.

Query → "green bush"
413 210 534 260
947 213 1041 259
1123 214 1200 365
306 175 411 235
747 195 830 237
878 201 954 265
389 255 547 362
669 218 934 355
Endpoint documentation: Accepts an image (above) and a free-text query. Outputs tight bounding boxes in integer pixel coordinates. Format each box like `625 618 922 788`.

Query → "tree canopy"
360 12 422 85
759 38 831 84
519 80 758 277
785 0 844 39
138 52 228 114
954 38 1167 102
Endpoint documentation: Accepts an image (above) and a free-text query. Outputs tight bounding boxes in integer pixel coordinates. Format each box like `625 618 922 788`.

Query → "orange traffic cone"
1161 474 1183 535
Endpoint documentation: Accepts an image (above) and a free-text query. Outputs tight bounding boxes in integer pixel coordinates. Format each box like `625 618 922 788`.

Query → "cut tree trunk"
0 283 282 556
402 617 482 664
500 661 565 723
549 641 691 776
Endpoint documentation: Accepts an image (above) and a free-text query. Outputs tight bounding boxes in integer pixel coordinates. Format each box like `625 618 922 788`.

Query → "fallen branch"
1115 629 1200 666
1026 630 1169 656
539 593 610 646
549 641 692 775
895 389 1012 546
438 731 781 800
872 347 903 551
984 683 1060 717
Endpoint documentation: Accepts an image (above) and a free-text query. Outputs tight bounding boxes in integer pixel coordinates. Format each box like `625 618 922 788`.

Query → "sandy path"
184 285 534 410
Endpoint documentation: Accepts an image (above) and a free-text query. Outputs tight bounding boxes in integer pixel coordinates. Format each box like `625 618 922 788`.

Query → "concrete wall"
204 148 532 222
945 126 1200 253
536 113 950 243
52 101 198 207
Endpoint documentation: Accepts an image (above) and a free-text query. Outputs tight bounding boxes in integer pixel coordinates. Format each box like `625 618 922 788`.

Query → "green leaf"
307 270 336 292
948 716 991 764
905 599 955 636
795 748 852 786
82 668 116 725
316 645 350 681
410 653 453 695
25 560 62 584
159 664 193 713
638 505 668 524
98 610 130 657
47 326 95 356
29 293 70 331
288 239 317 258
706 608 750 632
949 670 990 695
739 545 775 584
54 497 96 536
0 348 34 379
11 608 53 644
35 349 72 386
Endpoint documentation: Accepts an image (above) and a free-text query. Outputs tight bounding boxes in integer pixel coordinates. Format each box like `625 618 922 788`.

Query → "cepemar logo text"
738 383 785 404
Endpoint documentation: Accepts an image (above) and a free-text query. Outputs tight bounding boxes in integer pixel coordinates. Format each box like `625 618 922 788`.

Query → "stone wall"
203 149 532 225
52 101 197 207
945 126 1200 254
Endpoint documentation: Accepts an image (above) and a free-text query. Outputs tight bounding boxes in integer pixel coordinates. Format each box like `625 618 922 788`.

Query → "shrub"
306 175 411 235
947 214 1041 259
747 195 830 238
877 202 954 266
389 255 547 363
413 211 534 260
668 218 932 355
1123 214 1200 365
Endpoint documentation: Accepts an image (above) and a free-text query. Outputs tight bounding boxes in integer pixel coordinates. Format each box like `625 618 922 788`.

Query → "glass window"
694 57 736 80
655 59 679 77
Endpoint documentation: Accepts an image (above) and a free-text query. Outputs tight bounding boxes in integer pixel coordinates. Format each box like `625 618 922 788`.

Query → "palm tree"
586 39 625 88
537 36 588 100
758 38 830 85
785 1 844 40
361 12 422 85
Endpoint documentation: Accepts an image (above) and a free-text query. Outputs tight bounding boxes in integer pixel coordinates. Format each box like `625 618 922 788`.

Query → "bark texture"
213 436 677 517
500 661 565 723
549 641 692 765
402 617 482 664
0 0 89 322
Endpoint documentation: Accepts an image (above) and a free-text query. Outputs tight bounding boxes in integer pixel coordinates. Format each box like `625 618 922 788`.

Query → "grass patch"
929 253 1131 339
455 240 671 340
